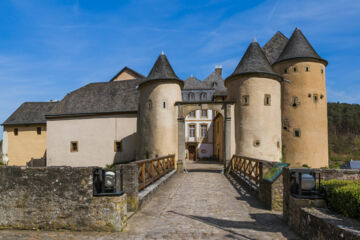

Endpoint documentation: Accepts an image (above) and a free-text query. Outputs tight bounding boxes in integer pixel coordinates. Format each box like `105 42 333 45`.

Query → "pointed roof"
109 66 145 82
225 40 282 84
262 31 288 65
275 28 327 65
139 53 183 88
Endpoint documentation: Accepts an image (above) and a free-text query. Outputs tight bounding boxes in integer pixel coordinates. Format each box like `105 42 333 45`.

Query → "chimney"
215 65 222 76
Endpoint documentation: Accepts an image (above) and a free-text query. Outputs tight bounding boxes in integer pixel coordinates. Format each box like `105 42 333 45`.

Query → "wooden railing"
136 154 175 191
230 155 264 187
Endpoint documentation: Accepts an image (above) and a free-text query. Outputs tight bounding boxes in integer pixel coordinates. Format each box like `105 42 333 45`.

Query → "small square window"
201 110 208 117
305 66 310 72
14 128 18 136
308 93 312 98
264 94 271 106
189 111 196 118
294 129 301 138
70 141 78 152
241 95 249 106
37 127 42 135
254 140 260 147
313 94 319 103
114 141 122 152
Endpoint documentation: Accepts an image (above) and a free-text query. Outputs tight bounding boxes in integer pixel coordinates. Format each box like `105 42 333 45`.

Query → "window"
212 82 217 87
284 68 288 74
201 110 208 117
254 140 260 147
293 67 297 72
189 125 196 138
294 129 301 138
320 94 324 99
148 100 152 110
308 93 312 98
200 93 207 101
189 111 196 118
291 96 300 107
70 141 78 152
37 127 42 135
188 93 195 101
321 68 324 74
201 125 207 138
283 119 290 130
313 94 319 103
162 101 166 109
241 95 249 106
264 94 271 106
114 141 122 152
14 128 18 136
305 66 310 72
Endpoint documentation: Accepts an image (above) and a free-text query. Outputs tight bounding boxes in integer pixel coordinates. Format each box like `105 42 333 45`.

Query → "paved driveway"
0 161 300 240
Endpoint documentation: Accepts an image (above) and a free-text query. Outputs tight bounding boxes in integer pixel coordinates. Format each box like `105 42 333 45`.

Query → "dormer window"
212 82 217 87
200 92 207 101
188 93 195 101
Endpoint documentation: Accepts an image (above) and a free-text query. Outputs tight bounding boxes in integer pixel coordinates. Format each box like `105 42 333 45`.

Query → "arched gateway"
175 101 235 171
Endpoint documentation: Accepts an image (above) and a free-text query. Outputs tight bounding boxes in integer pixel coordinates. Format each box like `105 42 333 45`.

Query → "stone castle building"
1 28 329 168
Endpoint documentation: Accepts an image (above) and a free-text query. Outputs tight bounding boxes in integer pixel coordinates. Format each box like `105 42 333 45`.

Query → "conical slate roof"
226 40 282 84
139 52 183 87
262 31 288 65
275 28 327 65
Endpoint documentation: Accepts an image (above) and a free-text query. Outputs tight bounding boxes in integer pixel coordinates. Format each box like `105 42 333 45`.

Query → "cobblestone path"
0 161 300 240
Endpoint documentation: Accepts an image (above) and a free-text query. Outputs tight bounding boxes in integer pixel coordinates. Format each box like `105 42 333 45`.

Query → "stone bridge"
0 161 300 240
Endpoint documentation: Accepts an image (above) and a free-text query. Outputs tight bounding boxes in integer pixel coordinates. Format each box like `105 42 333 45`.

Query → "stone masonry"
0 166 127 231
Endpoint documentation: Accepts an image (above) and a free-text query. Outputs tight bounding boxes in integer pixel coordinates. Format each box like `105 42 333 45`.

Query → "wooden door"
188 146 196 160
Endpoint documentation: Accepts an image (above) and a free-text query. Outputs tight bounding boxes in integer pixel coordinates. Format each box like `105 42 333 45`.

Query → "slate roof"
204 71 226 92
262 31 288 65
47 79 142 117
3 102 57 125
183 76 211 90
275 28 327 65
340 160 360 169
139 53 183 87
110 66 145 82
226 40 282 83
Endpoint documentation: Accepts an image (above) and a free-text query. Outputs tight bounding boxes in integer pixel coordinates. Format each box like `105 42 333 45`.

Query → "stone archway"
175 101 234 171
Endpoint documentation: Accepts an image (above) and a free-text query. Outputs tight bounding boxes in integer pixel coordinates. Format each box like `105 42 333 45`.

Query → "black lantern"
93 168 124 196
290 169 323 199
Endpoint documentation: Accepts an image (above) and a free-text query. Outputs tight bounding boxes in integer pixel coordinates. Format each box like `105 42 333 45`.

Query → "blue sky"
1 0 360 138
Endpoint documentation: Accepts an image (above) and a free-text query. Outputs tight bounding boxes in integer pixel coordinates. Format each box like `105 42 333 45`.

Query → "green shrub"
321 180 360 219
0 161 3 166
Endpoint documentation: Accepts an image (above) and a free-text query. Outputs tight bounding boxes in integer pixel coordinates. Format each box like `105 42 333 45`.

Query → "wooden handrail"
229 155 266 187
137 154 175 191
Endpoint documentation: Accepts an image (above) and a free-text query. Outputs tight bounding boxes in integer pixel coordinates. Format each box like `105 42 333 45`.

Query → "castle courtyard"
0 161 300 240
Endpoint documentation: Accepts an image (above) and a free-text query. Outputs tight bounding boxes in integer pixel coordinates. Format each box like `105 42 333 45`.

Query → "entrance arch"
175 101 235 170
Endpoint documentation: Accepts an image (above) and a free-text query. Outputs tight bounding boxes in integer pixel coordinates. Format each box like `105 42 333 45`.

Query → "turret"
272 28 328 168
225 39 283 162
136 52 183 160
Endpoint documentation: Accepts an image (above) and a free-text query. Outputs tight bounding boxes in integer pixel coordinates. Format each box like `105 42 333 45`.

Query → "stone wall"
259 174 283 211
283 167 360 239
0 166 127 231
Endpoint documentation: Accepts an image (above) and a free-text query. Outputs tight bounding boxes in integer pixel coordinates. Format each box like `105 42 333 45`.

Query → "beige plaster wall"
227 76 282 162
47 114 137 167
113 71 136 81
273 60 328 168
4 124 47 166
136 82 181 161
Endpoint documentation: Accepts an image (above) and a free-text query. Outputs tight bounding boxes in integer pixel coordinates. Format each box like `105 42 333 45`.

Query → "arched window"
200 92 207 101
188 92 195 101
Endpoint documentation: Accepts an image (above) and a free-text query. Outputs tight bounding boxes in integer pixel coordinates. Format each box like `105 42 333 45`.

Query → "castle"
1 28 329 168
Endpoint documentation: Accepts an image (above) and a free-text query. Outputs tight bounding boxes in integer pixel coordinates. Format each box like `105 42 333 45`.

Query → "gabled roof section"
262 31 288 65
3 102 57 125
110 66 145 82
275 28 327 65
183 76 211 90
139 52 183 88
204 70 226 92
226 40 282 83
47 79 142 117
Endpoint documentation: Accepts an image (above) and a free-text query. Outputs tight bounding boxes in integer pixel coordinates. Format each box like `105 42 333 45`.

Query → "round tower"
136 52 183 160
225 39 283 162
272 28 328 168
